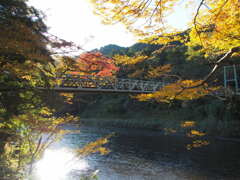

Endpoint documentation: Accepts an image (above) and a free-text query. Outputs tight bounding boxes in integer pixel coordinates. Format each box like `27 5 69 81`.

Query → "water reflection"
35 148 89 180
61 126 240 179
34 126 240 180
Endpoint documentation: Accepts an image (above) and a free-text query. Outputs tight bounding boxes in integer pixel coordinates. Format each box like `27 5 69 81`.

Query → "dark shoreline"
67 118 240 143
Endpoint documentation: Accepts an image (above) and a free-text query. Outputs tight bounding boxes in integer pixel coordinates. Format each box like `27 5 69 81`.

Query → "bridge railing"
53 74 165 93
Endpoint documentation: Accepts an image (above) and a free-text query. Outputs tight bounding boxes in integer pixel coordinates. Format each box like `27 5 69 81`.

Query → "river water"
35 125 240 180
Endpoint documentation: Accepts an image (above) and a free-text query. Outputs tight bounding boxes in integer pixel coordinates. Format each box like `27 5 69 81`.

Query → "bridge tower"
224 65 239 94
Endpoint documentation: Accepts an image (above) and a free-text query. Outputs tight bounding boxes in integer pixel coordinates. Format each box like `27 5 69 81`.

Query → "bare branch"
193 0 205 47
148 0 162 26
185 46 240 89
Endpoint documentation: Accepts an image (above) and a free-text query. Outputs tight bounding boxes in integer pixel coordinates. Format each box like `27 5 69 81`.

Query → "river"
34 125 240 180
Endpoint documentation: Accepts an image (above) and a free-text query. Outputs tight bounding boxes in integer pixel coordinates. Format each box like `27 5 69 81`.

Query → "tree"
90 0 240 101
91 0 239 54
0 0 52 79
70 52 119 76
0 1 82 178
0 0 81 90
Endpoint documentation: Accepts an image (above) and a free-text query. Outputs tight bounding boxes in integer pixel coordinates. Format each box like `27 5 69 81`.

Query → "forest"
0 0 240 179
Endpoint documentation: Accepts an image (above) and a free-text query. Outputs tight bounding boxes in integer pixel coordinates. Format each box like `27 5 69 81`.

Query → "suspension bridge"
38 65 240 95
45 74 165 93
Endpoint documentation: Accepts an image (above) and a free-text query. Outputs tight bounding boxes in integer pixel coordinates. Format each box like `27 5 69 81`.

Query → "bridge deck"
41 87 154 93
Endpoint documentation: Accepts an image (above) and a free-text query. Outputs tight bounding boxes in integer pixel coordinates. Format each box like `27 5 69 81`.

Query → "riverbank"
79 108 240 138
72 94 240 138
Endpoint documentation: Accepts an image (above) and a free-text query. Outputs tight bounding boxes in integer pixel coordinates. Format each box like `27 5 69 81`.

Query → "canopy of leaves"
0 0 55 90
90 0 240 101
91 0 240 57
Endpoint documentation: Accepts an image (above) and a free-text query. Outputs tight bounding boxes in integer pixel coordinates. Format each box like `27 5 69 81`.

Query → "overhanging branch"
184 46 240 89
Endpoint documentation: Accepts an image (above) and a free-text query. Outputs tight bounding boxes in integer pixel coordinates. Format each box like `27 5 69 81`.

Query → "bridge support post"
224 66 227 89
233 65 239 93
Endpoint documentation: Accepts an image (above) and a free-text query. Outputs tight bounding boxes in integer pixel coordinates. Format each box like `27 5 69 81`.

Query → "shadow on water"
54 125 240 180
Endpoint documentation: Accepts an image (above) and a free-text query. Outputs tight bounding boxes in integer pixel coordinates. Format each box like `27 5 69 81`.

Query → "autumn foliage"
90 0 240 101
70 52 119 76
135 80 219 103
91 0 240 57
